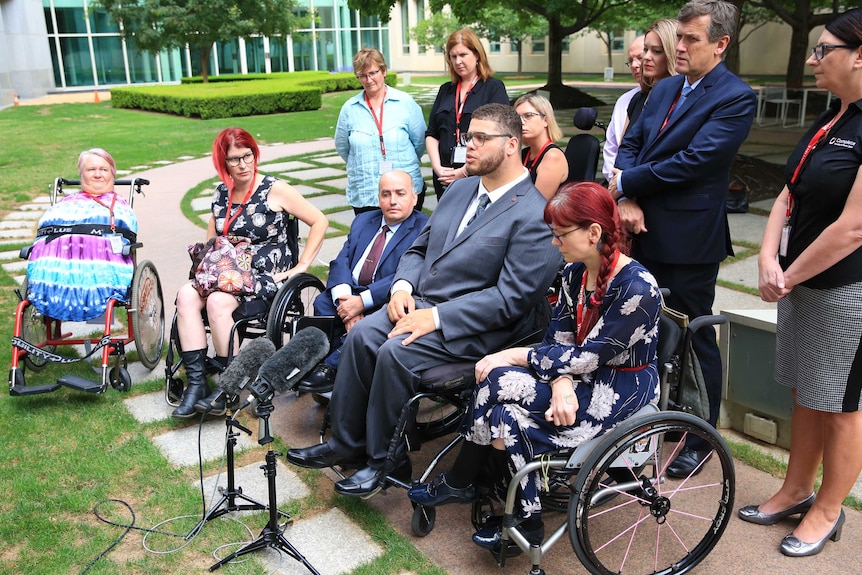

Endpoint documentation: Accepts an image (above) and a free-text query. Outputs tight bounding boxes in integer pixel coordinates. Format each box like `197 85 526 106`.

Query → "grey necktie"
466 193 491 227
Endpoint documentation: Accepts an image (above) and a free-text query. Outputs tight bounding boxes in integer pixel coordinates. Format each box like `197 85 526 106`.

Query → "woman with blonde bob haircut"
426 28 509 198
514 93 568 200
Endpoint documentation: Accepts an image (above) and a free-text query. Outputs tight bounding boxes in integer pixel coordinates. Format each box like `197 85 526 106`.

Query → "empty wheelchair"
443 309 733 575
9 176 165 396
163 213 325 407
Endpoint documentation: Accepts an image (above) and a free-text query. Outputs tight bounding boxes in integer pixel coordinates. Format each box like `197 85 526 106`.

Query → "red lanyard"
222 186 255 236
659 88 683 132
523 141 553 170
454 76 479 142
365 89 387 158
89 192 118 232
576 249 620 344
787 114 840 218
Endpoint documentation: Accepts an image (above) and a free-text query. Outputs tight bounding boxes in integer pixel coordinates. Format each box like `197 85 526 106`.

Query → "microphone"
243 327 330 406
573 107 605 131
214 338 277 408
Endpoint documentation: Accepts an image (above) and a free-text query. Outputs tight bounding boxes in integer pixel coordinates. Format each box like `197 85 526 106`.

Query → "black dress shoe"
666 447 712 478
296 364 337 393
286 442 361 469
335 459 411 499
472 519 544 558
407 473 477 506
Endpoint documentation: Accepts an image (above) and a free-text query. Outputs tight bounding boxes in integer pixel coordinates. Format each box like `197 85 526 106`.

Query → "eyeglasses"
355 69 382 81
625 58 640 68
549 226 581 242
519 112 545 122
226 152 254 167
462 132 511 146
811 43 859 61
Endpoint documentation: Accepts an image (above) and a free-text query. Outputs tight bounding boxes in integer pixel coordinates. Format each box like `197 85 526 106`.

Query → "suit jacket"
323 209 428 312
616 62 757 264
395 174 562 357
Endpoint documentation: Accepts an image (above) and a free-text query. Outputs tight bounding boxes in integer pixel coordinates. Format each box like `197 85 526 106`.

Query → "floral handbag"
188 235 255 297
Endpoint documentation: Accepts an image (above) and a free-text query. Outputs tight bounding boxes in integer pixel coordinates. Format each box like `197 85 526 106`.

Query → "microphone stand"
209 396 320 575
190 398 277 538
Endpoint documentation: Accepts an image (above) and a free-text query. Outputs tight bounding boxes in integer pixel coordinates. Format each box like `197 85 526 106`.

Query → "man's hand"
618 198 647 234
388 308 436 345
344 314 363 332
544 377 578 426
608 169 623 200
387 290 415 322
336 295 365 323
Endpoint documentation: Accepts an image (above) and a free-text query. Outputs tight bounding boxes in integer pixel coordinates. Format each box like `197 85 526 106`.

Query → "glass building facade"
43 0 389 89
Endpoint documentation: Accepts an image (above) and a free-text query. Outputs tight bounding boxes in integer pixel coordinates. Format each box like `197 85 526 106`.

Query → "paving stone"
177 155 196 161
191 197 212 212
0 228 34 239
197 460 309 514
728 212 769 245
2 260 28 273
124 389 177 424
316 177 348 190
130 165 150 170
312 155 346 166
152 160 174 165
292 184 325 197
257 508 383 575
0 220 35 229
307 194 349 211
152 419 259 467
0 249 21 261
420 166 433 179
719 256 761 291
261 161 316 172
5 211 41 220
280 167 346 181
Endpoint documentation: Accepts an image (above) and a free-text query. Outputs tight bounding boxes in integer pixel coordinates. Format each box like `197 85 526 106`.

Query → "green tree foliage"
472 7 547 76
95 0 301 82
411 12 463 53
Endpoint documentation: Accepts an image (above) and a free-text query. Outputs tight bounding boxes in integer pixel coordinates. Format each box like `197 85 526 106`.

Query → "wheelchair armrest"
687 314 727 335
19 245 33 260
121 242 143 256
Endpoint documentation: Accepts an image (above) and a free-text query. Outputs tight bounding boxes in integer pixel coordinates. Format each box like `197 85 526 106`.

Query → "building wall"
0 0 54 105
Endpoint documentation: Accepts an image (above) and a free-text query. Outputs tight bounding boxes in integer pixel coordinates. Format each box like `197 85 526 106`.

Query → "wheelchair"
398 305 734 575
163 214 325 407
9 177 165 396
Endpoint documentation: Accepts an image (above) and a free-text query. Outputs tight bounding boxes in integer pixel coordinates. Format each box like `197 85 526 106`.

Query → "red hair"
212 128 260 192
545 182 625 340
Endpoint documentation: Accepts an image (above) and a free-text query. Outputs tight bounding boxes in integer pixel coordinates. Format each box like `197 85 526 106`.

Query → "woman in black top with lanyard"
514 93 568 200
737 8 862 558
426 28 509 199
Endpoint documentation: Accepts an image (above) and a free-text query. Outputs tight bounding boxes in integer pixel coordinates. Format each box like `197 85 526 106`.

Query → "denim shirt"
335 86 426 208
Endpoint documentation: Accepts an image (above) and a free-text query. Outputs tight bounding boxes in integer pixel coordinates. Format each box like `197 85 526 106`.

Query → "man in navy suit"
287 104 562 498
611 0 757 477
298 170 429 392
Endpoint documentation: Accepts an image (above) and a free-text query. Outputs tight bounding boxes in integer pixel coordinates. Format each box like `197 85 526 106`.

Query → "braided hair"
544 182 625 341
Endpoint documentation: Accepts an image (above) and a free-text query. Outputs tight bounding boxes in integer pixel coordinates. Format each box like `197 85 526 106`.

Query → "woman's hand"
545 376 578 427
474 348 530 383
436 166 467 186
758 255 790 302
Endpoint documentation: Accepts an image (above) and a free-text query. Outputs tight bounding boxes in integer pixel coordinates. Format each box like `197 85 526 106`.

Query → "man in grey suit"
287 103 562 498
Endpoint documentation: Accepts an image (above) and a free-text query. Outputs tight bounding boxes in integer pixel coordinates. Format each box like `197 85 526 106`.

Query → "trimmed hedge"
111 71 397 119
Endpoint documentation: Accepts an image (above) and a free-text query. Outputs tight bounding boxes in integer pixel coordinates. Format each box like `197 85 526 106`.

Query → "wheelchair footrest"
57 375 104 394
10 383 62 396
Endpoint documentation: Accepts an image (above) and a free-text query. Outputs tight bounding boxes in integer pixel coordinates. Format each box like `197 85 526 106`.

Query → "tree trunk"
546 16 563 88
200 45 212 83
785 21 811 87
517 40 523 76
724 0 745 74
604 32 613 69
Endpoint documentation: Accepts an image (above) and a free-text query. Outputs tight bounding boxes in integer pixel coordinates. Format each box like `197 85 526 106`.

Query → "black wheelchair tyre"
411 503 436 537
19 277 55 372
131 260 165 370
570 411 735 575
266 273 325 349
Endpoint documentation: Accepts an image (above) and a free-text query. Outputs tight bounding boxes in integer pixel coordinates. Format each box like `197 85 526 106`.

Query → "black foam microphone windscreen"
573 107 599 131
256 327 330 394
217 338 276 397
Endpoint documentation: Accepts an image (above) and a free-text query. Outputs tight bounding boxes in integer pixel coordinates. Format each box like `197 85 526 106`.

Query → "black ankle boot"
172 349 210 418
194 387 226 416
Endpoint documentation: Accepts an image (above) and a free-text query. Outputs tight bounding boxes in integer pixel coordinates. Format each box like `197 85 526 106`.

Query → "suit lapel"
379 211 416 264
443 181 480 247
352 212 383 267
442 178 526 255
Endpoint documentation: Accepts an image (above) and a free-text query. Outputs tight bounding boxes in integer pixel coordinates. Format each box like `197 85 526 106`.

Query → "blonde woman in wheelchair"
408 181 662 556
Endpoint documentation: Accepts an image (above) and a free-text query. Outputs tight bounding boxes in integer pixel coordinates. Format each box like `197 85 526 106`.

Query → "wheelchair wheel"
19 278 54 372
130 260 165 370
570 411 734 575
266 273 325 348
411 503 436 537
110 366 132 392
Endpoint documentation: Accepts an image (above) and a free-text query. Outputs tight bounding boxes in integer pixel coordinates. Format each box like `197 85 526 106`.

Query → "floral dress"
211 175 291 301
464 260 662 518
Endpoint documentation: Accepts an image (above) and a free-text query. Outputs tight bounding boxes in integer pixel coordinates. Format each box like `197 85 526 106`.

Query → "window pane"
215 39 240 74
292 32 315 71
59 36 94 86
93 36 126 84
269 36 289 73
89 7 119 33
245 36 266 74
54 6 87 34
318 30 336 71
126 38 159 83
